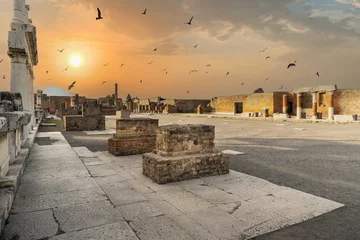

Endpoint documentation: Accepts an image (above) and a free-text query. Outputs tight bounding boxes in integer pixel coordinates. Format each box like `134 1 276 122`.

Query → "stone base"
108 134 156 156
273 113 289 119
334 115 358 122
143 152 229 184
63 115 105 131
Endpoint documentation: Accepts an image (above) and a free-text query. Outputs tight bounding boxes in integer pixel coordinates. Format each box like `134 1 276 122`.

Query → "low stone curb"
0 123 40 236
165 113 360 125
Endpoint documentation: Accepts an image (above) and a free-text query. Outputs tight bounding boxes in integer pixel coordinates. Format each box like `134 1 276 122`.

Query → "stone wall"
210 95 246 113
143 124 229 184
334 89 360 116
243 93 274 114
63 115 105 131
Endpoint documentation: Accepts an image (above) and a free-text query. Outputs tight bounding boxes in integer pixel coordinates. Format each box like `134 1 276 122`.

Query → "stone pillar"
296 93 302 119
282 95 288 114
312 92 317 120
115 84 119 110
37 89 43 107
328 91 334 120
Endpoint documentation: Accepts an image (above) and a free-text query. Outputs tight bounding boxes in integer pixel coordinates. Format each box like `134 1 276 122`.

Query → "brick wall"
210 95 246 113
115 118 158 136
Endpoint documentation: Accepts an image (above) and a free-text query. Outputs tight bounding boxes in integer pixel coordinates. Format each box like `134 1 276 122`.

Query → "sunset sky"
0 0 360 99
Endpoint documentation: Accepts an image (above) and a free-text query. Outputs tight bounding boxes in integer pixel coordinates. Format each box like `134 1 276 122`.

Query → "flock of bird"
1 6 322 95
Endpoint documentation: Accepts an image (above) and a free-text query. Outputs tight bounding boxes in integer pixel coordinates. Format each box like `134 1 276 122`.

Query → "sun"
69 55 82 67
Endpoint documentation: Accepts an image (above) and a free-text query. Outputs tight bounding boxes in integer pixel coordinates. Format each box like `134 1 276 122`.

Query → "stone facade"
143 124 229 184
108 118 158 156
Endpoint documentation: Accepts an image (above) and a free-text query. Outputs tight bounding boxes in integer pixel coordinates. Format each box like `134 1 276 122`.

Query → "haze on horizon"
0 0 359 99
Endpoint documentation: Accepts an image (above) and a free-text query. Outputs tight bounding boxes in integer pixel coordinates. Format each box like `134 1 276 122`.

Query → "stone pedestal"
296 93 302 119
108 118 158 156
143 124 229 184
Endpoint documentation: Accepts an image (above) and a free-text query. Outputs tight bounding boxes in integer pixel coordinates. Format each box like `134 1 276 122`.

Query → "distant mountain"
43 86 75 97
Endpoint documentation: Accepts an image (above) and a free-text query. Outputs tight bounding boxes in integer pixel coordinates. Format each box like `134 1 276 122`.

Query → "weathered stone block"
273 113 289 119
115 118 158 136
0 101 14 113
108 135 156 156
64 115 105 131
0 134 10 178
334 115 357 122
156 124 215 157
116 110 130 119
143 152 229 184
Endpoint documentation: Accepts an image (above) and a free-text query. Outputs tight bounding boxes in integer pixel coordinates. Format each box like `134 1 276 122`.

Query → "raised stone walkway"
1 132 344 240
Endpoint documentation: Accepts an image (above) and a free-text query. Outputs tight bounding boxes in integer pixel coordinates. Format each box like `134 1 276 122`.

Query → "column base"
311 116 317 120
328 107 334 120
296 108 302 119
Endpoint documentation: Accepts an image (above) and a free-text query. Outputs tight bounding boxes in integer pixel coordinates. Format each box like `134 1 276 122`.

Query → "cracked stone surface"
1 132 344 240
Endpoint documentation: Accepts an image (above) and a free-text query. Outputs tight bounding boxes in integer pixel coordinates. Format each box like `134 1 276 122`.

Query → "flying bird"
165 72 168 74
46 70 49 74
103 63 109 67
279 85 284 90
241 83 245 86
265 78 270 82
102 81 106 85
162 68 168 71
58 49 64 53
142 8 147 15
68 81 76 90
206 72 209 74
140 80 143 83
206 64 211 67
147 61 153 64
62 66 69 72
189 70 198 74
259 47 268 53
121 64 124 67
3 75 5 80
316 72 320 77
0 59 3 63
193 44 198 48
287 60 297 69
226 72 230 76
48 78 52 81
153 48 157 51
186 16 194 25
187 90 190 94
96 7 103 20
266 56 271 60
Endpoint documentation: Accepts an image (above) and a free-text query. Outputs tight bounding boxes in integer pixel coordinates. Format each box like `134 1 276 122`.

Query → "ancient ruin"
63 99 105 131
143 124 229 184
108 118 159 156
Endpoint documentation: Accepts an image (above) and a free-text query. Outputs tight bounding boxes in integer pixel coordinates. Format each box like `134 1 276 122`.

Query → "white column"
37 90 43 106
10 53 29 111
12 0 26 24
296 93 302 119
328 91 334 120
311 92 317 120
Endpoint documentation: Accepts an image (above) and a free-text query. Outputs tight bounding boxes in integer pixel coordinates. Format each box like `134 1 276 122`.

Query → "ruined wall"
174 99 210 113
334 89 360 115
243 93 274 114
210 95 246 113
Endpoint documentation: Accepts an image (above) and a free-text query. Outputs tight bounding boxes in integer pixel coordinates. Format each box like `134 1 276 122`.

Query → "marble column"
312 92 317 120
37 90 43 106
328 91 334 120
296 93 302 119
282 95 288 114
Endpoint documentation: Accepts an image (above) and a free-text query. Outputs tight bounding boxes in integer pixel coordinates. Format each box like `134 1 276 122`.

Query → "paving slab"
2 209 58 240
21 168 90 183
87 164 119 177
95 175 129 188
12 187 107 213
102 185 147 206
148 200 183 217
185 184 242 204
17 177 99 197
171 214 219 240
126 179 153 194
116 201 164 221
81 157 113 166
130 215 192 240
54 200 124 232
158 189 213 213
73 146 97 158
187 207 248 240
49 221 139 240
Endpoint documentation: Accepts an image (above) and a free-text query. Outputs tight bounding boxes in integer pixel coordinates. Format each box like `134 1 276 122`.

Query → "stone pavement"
1 132 344 240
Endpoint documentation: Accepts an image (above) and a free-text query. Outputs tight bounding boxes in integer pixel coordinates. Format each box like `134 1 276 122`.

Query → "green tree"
126 94 133 103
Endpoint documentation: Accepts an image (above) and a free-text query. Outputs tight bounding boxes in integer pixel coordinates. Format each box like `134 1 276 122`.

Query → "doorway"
234 102 243 114
287 102 293 115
